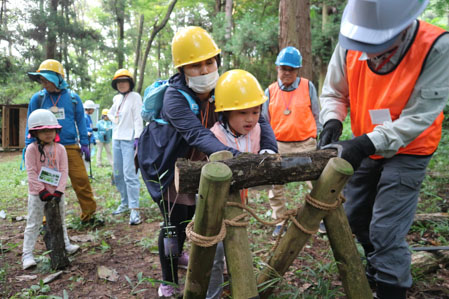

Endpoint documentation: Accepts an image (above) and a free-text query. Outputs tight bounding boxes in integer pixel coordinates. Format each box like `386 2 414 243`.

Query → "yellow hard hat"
37 59 65 78
102 109 109 116
172 26 221 68
112 69 135 90
215 69 267 112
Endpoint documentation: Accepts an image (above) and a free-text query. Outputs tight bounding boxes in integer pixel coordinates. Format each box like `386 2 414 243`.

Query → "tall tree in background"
46 0 59 58
222 0 233 70
136 0 177 93
279 0 312 80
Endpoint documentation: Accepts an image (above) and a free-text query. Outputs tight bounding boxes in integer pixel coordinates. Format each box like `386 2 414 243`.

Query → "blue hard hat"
275 47 302 68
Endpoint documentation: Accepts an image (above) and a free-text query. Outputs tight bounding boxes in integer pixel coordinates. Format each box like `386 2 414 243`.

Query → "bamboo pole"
212 151 260 298
324 206 373 298
258 157 353 298
224 190 260 299
184 155 232 298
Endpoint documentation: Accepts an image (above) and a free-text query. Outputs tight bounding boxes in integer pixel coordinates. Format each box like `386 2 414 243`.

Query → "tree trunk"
279 0 312 80
222 0 233 70
136 0 177 94
116 3 125 69
46 0 59 59
43 199 70 270
175 149 337 194
318 2 329 96
133 14 144 80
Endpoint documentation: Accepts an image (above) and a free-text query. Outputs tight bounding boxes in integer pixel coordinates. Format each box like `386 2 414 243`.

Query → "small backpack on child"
141 80 199 124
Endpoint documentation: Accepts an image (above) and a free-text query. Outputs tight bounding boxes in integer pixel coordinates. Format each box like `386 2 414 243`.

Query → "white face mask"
186 70 219 94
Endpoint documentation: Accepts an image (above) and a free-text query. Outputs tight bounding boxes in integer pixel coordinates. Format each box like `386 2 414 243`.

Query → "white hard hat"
339 0 429 53
28 109 62 131
84 100 96 109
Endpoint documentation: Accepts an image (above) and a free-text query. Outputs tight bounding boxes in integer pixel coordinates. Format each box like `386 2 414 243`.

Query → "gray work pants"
344 154 431 288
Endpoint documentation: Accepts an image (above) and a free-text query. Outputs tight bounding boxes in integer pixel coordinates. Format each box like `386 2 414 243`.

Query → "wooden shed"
1 104 28 150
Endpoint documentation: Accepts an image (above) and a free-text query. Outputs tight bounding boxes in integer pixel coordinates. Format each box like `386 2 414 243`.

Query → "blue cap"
275 47 302 68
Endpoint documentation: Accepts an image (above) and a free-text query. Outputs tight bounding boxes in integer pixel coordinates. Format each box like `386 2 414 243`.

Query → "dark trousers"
157 200 195 284
344 154 431 288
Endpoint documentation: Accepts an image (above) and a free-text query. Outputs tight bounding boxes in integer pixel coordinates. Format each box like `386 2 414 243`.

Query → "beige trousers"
268 138 317 224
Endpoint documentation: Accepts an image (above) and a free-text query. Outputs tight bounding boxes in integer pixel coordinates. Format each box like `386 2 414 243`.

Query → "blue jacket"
84 113 96 144
96 119 113 143
25 88 89 146
138 73 278 202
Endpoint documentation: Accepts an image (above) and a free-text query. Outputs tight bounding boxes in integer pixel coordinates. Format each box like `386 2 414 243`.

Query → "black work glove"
317 119 343 149
322 134 375 170
39 189 53 202
53 191 63 203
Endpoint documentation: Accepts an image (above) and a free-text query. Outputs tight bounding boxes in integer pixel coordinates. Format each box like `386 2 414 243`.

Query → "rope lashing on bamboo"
185 220 227 247
186 193 346 247
305 193 345 211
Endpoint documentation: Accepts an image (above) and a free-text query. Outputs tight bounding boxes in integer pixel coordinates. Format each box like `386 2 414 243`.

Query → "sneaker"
272 225 285 237
65 244 80 255
158 284 180 298
178 252 189 269
112 204 128 215
22 254 37 270
129 209 142 225
318 221 327 234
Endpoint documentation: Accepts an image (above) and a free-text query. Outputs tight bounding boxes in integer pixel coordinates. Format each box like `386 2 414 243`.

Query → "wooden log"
43 199 70 270
257 158 353 299
224 191 259 299
411 251 449 275
184 153 233 299
324 206 373 298
414 213 449 223
175 149 337 193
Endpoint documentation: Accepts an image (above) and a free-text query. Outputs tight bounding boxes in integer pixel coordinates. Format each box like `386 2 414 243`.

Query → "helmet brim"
29 125 62 131
275 62 301 68
338 32 399 54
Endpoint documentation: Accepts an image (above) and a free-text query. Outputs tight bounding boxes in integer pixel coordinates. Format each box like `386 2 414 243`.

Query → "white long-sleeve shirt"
320 21 449 158
108 91 143 141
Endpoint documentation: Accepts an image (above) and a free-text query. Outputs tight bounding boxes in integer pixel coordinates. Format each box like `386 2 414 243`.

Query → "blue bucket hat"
28 70 69 90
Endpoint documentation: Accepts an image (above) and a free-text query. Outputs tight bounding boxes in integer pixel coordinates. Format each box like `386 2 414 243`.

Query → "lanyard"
49 94 62 108
233 133 249 153
46 144 57 169
281 90 294 114
374 47 398 71
116 93 129 118
200 101 210 128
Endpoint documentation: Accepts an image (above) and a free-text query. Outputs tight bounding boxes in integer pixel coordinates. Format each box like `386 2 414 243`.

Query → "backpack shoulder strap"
38 89 45 108
177 89 199 115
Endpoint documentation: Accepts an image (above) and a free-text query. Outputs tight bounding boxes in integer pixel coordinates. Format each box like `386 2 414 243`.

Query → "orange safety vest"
268 79 317 142
346 21 446 158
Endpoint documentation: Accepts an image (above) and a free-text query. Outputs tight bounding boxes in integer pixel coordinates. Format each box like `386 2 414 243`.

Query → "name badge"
49 107 65 120
369 109 392 125
38 166 62 186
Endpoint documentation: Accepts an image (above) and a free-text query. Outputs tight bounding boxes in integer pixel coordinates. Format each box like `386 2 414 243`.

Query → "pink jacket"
25 142 69 195
210 122 261 154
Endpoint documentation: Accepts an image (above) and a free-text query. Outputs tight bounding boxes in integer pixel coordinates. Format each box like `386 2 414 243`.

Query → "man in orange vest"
318 0 449 298
262 46 322 237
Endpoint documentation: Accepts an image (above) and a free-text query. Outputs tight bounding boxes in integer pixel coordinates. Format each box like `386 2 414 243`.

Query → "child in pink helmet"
22 109 79 270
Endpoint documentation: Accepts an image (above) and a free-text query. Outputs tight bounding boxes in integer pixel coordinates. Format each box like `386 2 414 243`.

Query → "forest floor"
1 150 449 299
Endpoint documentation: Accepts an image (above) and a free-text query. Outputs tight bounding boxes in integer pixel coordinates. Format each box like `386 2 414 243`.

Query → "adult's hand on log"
322 134 375 170
317 119 343 149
